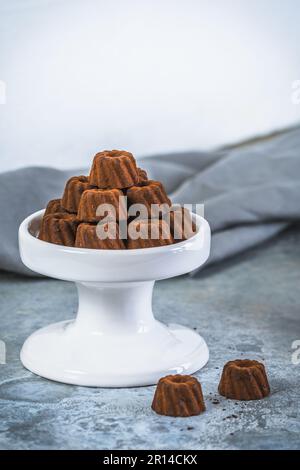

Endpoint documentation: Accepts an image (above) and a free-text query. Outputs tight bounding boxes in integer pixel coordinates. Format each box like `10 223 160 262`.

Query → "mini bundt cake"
38 213 79 246
127 180 171 217
44 199 67 217
137 167 148 185
77 188 127 223
152 375 206 417
127 219 173 249
61 175 94 213
168 206 197 241
89 150 139 189
218 359 270 401
75 222 125 249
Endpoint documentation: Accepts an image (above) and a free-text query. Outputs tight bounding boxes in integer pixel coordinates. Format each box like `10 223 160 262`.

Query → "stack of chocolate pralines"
38 150 196 249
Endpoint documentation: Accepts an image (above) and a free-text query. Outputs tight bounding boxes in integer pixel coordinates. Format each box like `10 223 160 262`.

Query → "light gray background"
1 0 300 171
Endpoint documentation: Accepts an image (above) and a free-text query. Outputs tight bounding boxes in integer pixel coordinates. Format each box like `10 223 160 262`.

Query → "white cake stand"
19 209 211 387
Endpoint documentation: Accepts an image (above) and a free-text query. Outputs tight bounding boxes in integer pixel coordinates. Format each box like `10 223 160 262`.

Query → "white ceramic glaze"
19 209 211 387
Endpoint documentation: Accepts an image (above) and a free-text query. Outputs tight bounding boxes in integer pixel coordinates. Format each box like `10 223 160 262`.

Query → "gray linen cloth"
1 126 299 277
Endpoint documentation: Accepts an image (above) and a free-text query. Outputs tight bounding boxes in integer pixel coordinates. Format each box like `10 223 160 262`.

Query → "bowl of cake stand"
19 209 211 387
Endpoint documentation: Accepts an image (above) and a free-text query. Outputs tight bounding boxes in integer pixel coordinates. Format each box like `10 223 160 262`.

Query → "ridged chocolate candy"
137 167 148 185
44 199 67 217
89 150 139 189
127 180 171 217
38 213 79 246
75 222 125 249
152 375 206 417
127 219 173 249
218 359 270 401
168 206 197 241
77 188 127 223
61 176 94 213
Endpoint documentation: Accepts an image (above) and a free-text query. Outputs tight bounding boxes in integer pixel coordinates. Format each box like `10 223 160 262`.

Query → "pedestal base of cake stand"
20 281 209 387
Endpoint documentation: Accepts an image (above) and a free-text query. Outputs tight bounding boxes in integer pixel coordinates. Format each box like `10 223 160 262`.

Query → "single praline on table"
151 374 206 417
218 359 270 400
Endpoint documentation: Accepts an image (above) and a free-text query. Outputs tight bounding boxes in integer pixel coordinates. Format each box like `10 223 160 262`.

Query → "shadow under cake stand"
19 210 211 387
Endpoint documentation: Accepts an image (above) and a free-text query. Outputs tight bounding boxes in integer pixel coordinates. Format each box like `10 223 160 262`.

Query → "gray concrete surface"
0 226 299 450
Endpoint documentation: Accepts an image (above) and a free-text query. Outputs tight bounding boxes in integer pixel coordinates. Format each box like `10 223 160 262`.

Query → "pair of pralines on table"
152 359 270 417
38 150 196 249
